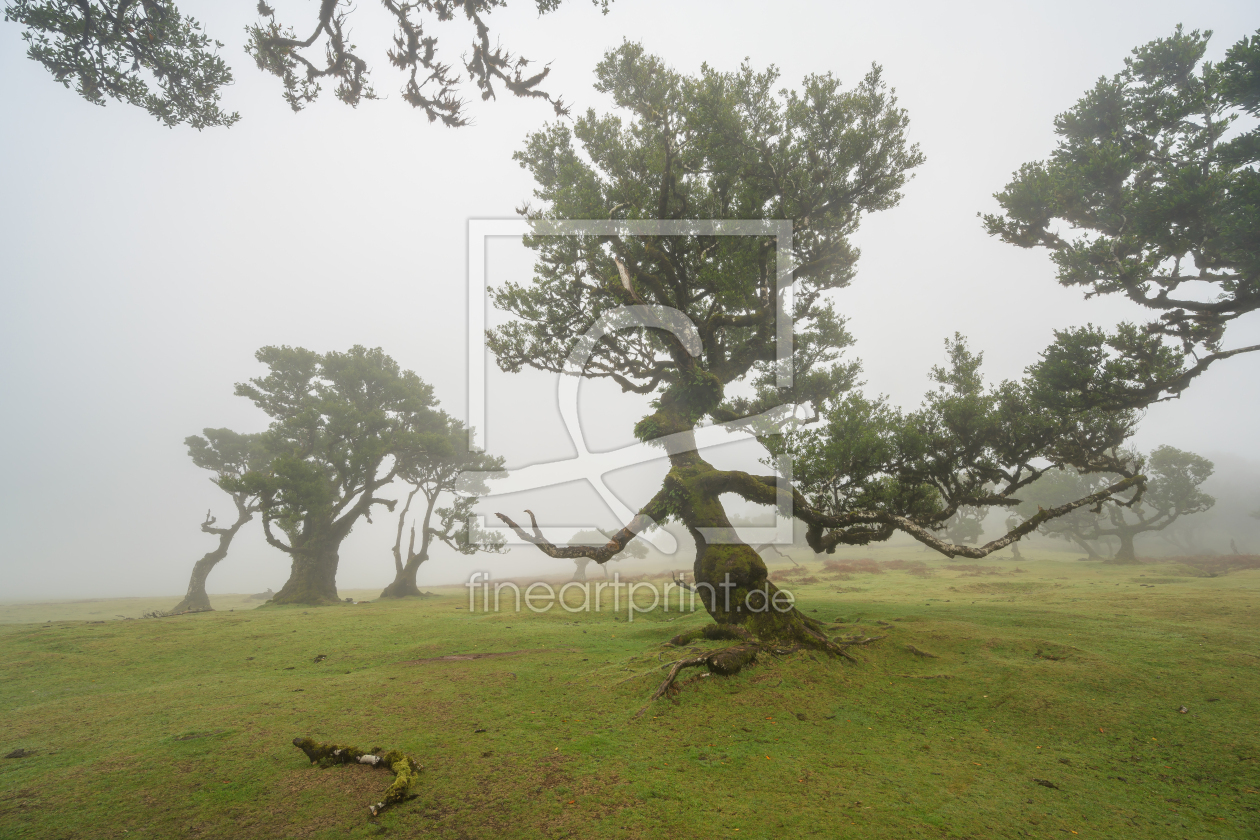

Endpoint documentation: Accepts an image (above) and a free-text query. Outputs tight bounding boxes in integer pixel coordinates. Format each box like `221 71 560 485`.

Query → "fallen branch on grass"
291 737 421 817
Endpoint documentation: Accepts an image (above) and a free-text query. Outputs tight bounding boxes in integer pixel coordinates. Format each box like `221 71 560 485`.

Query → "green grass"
2 552 1258 839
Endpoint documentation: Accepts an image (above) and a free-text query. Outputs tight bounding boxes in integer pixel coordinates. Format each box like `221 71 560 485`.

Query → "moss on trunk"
291 737 421 816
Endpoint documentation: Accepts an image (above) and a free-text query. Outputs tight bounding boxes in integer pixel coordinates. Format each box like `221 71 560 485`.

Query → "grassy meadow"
2 548 1258 839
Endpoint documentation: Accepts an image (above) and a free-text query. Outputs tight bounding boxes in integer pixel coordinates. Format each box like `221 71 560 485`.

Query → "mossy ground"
2 547 1258 839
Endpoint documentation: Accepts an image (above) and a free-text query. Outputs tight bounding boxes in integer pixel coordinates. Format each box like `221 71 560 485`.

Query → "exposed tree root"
636 623 885 715
291 737 421 817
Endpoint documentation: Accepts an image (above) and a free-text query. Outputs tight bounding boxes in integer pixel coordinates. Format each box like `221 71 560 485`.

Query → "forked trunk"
379 549 431 598
667 453 826 646
172 512 250 614
379 489 434 599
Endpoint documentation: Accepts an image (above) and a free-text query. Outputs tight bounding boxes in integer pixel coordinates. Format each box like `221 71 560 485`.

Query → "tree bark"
650 388 829 647
379 547 432 598
379 487 435 599
1105 531 1140 564
271 535 343 604
1072 535 1102 560
571 558 591 582
171 509 251 614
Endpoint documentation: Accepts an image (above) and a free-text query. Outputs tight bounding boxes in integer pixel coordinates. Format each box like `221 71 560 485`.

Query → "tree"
942 507 986 545
1018 447 1215 564
172 428 271 613
233 345 442 605
567 529 646 581
490 45 1143 652
380 413 506 598
1013 468 1118 560
4 0 610 128
984 27 1260 411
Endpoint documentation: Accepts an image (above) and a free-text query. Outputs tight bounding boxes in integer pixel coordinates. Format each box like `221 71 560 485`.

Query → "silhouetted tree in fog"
173 428 271 613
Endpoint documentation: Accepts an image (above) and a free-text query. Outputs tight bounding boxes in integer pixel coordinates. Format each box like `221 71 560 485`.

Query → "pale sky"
1 0 1257 600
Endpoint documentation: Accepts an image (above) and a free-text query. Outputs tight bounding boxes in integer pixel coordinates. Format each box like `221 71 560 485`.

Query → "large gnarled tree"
490 46 1144 655
172 428 271 613
233 345 442 605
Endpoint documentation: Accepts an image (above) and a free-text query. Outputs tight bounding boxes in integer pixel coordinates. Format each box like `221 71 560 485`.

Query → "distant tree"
1018 447 1215 564
492 45 1143 653
1015 469 1118 560
985 27 1260 411
942 507 986 545
232 345 441 605
1003 514 1025 560
172 428 271 613
568 529 646 581
380 413 506 598
3 0 610 128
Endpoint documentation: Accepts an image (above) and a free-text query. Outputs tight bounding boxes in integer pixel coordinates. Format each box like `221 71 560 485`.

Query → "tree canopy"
233 345 444 604
491 44 1146 653
4 0 611 127
985 26 1260 410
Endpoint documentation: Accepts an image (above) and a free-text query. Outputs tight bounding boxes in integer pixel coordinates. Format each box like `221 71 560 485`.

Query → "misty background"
1 0 1257 601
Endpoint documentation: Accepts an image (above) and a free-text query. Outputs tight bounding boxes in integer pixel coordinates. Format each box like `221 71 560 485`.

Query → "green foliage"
985 26 1260 407
231 345 441 562
492 42 922 417
5 0 609 127
781 336 1139 552
1016 446 1216 553
4 0 237 128
397 413 507 558
184 428 271 494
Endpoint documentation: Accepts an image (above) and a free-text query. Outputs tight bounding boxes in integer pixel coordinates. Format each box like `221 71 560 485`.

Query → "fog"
1 0 1257 601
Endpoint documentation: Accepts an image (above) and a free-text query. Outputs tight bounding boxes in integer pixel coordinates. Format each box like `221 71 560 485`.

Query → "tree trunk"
662 441 827 646
171 511 250 614
379 487 434 599
379 568 425 598
572 558 591 582
1105 531 1139 565
1072 535 1101 560
271 536 343 604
